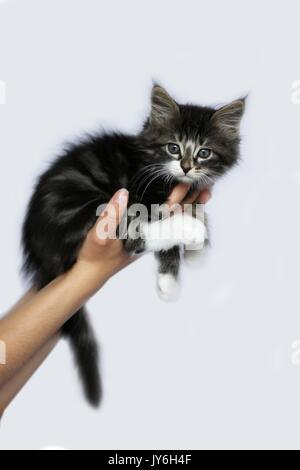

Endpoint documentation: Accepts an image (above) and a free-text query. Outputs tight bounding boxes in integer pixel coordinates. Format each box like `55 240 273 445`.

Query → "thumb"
96 188 129 241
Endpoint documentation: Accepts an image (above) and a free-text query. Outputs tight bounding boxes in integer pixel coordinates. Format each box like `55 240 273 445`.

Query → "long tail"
62 307 102 407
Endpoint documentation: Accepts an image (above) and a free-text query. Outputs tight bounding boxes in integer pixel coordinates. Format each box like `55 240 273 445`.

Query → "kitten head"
139 84 246 188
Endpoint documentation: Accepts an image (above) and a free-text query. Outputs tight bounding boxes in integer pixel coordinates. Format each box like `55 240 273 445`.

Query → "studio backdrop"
0 0 300 450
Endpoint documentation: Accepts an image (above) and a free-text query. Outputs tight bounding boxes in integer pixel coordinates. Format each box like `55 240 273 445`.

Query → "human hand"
167 183 212 208
75 184 211 288
76 188 133 284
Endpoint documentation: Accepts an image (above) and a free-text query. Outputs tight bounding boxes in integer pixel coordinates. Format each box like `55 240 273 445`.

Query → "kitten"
22 85 245 407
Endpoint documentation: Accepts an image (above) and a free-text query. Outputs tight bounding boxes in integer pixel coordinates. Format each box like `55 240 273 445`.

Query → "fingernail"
116 188 128 205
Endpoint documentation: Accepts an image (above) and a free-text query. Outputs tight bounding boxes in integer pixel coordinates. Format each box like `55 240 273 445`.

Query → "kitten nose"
180 160 192 174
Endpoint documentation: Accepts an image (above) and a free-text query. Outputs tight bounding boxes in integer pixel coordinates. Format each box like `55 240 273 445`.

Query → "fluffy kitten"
22 85 245 407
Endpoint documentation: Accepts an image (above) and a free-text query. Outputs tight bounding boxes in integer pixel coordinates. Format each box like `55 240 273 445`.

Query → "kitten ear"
150 85 180 126
211 97 246 138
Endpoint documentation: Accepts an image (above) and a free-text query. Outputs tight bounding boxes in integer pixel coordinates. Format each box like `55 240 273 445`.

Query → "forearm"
0 261 112 389
0 188 132 413
0 335 59 416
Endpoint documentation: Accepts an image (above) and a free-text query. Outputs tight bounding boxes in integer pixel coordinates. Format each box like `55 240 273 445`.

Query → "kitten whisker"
134 166 168 197
140 170 168 200
129 163 165 189
135 168 164 196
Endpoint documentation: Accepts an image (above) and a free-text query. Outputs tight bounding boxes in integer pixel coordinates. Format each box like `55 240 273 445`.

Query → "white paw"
157 274 180 302
143 213 207 252
179 214 207 246
184 242 204 251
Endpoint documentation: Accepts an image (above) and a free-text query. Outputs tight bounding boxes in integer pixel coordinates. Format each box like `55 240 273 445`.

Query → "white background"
0 0 300 450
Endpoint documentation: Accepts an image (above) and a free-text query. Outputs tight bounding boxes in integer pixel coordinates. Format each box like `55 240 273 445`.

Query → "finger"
96 188 128 240
182 189 200 205
167 183 191 207
198 188 212 204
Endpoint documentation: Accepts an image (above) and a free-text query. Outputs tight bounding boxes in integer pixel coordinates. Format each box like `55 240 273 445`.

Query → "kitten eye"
197 148 211 159
167 143 180 156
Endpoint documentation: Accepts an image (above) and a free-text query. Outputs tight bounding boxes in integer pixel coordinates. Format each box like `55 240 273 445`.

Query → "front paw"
157 274 180 302
180 214 207 247
143 213 207 252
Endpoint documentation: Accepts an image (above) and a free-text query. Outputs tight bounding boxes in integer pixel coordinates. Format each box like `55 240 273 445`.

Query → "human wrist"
70 259 115 296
